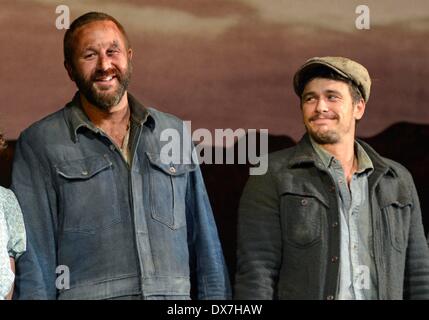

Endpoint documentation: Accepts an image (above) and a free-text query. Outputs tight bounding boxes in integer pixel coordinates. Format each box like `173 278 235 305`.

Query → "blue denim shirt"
11 92 231 300
310 138 377 299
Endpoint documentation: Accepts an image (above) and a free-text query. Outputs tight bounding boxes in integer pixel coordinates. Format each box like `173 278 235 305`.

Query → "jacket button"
327 295 335 300
109 144 115 151
169 166 176 173
81 170 89 176
332 222 338 228
301 199 308 206
331 256 339 263
329 185 335 192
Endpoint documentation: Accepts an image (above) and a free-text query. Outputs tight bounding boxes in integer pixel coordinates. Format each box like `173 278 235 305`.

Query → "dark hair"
0 129 7 151
64 12 131 67
298 65 363 105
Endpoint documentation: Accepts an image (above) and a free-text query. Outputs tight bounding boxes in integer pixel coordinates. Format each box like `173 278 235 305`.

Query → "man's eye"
107 49 119 55
84 53 95 59
328 95 339 101
305 97 315 102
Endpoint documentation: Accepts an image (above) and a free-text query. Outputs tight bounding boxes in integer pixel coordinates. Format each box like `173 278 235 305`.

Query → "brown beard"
307 112 341 144
308 129 340 145
72 60 132 111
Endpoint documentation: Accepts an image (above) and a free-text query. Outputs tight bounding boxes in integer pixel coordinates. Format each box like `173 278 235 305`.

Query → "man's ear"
354 98 366 121
64 61 75 81
128 48 133 61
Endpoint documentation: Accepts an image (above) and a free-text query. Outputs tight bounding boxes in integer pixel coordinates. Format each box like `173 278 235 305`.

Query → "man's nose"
97 53 111 71
315 98 329 113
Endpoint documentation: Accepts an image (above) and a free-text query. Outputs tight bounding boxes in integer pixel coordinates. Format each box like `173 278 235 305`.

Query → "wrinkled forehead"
73 20 127 50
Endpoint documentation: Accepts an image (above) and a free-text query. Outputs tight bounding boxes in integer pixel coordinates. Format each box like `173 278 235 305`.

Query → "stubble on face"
306 111 341 144
301 78 357 146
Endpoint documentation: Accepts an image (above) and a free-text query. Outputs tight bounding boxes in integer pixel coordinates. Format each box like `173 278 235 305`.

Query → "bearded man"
11 12 230 300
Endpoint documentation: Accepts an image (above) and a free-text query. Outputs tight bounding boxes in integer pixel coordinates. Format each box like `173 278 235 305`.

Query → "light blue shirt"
310 138 378 300
0 187 26 299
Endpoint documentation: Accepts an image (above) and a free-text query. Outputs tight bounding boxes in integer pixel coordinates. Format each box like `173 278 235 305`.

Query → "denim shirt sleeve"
185 164 232 300
11 134 58 300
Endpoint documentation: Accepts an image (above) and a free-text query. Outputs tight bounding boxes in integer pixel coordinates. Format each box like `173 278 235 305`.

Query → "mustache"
309 112 339 122
91 68 120 81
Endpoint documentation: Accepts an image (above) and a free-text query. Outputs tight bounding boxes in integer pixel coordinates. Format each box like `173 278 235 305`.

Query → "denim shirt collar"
64 91 155 143
288 133 397 178
308 135 374 176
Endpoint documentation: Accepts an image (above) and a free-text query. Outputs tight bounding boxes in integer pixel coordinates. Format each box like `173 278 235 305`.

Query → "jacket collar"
64 91 155 143
287 134 324 169
288 133 398 178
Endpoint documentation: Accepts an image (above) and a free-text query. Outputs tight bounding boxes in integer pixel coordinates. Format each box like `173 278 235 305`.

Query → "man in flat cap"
234 56 429 300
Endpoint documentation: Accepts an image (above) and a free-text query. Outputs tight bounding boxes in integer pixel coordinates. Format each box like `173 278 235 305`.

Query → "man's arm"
11 135 58 299
186 165 232 300
234 170 281 300
403 173 429 299
5 258 14 300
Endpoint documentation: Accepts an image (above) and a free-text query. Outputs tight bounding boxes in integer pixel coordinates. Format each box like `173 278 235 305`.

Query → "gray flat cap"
293 56 371 102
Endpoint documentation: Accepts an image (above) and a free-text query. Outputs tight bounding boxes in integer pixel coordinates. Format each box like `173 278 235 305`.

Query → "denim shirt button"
169 166 176 174
327 295 335 300
331 256 339 263
332 222 339 228
81 170 89 176
301 199 308 206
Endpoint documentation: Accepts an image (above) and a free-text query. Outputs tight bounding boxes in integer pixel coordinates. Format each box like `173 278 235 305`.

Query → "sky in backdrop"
1 0 428 143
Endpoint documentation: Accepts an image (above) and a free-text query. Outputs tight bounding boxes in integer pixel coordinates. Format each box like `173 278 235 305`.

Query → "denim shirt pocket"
55 154 121 234
145 152 197 230
380 194 412 253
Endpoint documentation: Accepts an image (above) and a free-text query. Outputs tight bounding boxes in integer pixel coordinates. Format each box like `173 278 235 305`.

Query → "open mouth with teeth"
92 74 118 89
94 75 116 82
